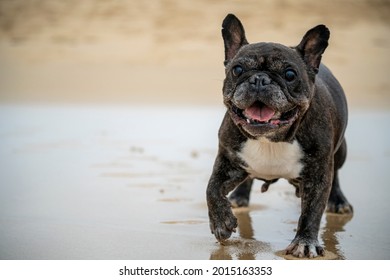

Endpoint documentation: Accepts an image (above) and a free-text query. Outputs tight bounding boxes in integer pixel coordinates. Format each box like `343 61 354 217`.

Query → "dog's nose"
249 74 271 91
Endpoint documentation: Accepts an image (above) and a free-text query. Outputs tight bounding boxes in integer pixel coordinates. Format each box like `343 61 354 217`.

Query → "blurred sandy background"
0 0 389 107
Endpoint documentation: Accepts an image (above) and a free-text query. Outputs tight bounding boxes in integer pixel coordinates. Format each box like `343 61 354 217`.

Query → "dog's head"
222 14 329 141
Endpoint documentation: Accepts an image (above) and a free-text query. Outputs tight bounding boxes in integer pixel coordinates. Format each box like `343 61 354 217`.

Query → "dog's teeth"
246 118 251 124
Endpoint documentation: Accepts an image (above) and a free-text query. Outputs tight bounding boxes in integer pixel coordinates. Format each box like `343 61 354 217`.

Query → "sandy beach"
0 0 389 260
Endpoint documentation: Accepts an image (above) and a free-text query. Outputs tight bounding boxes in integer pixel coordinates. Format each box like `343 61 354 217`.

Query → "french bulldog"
206 14 353 258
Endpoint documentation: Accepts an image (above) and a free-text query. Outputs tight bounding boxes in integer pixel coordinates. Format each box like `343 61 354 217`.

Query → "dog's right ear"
222 14 248 65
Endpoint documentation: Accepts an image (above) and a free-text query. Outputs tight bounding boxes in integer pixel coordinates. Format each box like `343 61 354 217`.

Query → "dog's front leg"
206 151 248 242
286 160 333 258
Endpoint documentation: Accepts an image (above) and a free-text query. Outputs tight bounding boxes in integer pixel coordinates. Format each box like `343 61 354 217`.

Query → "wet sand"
0 105 389 260
0 0 390 260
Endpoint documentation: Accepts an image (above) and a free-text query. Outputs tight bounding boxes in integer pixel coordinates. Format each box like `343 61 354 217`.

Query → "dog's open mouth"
231 101 298 127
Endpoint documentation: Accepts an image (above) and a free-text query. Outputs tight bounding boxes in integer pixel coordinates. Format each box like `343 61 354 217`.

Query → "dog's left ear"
296 25 330 74
222 14 248 65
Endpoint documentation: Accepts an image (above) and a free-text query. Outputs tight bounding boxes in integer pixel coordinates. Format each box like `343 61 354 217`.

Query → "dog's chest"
238 138 303 180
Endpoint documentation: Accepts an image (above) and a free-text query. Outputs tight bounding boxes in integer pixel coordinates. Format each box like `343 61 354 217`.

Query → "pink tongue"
244 104 275 122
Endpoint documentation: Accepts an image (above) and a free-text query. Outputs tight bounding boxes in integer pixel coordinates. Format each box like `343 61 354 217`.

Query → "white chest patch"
238 138 303 180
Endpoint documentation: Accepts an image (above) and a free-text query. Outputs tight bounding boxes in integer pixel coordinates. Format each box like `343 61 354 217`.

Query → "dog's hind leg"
261 179 279 193
228 178 253 208
327 138 353 214
229 178 279 207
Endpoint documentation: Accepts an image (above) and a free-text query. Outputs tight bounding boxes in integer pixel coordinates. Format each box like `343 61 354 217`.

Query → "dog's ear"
296 25 330 74
222 14 248 65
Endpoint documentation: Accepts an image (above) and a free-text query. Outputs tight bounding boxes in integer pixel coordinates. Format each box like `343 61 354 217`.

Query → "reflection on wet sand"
210 204 352 260
322 213 353 260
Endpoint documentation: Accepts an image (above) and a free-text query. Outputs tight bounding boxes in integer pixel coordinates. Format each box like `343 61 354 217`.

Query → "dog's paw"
327 201 353 214
285 237 324 258
209 206 238 242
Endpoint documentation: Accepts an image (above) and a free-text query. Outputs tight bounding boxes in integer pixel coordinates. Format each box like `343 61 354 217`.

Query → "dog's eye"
284 69 297 82
232 65 243 77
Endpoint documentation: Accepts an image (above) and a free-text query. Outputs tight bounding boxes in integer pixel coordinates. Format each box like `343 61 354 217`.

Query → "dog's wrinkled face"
222 14 329 141
223 43 311 140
